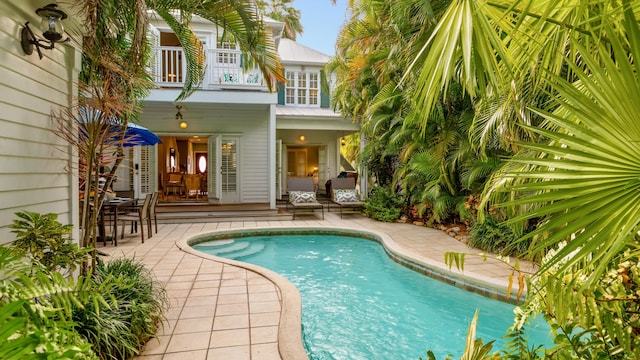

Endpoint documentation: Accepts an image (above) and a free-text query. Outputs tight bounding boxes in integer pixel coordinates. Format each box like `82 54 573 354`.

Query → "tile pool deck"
100 211 538 360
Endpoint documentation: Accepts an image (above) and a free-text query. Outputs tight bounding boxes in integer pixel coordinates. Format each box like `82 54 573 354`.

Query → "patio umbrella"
78 106 162 147
122 123 162 147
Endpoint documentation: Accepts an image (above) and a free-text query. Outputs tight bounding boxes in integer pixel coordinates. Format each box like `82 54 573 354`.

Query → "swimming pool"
191 230 549 359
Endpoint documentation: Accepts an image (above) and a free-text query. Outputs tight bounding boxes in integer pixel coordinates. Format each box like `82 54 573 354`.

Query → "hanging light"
175 105 187 129
21 3 70 59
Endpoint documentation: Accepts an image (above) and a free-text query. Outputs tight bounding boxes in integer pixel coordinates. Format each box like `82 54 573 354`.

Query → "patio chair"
184 174 201 200
325 171 358 196
287 177 324 220
149 191 159 234
329 177 364 218
118 193 152 243
165 173 183 198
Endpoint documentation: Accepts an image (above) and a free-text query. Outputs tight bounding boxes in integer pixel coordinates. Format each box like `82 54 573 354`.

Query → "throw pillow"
334 189 358 202
332 189 343 202
290 191 317 203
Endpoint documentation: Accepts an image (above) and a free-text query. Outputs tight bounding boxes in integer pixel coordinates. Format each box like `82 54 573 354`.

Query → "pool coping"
177 226 520 360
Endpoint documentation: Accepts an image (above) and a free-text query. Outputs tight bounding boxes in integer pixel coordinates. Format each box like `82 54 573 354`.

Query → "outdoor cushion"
333 189 359 202
290 191 317 204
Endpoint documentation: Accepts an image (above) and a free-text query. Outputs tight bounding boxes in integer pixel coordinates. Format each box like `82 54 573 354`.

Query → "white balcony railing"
152 46 265 89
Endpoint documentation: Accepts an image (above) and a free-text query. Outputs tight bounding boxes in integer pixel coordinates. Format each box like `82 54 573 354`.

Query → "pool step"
192 239 234 249
228 242 266 260
193 239 267 260
207 241 250 256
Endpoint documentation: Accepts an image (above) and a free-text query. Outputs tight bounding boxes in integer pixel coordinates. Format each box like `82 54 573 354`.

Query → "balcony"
152 46 266 89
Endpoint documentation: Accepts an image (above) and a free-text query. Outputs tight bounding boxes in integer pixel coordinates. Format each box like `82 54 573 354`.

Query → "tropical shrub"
9 211 89 275
0 247 97 359
508 244 640 359
468 216 529 257
364 185 403 222
74 258 168 360
2 212 168 359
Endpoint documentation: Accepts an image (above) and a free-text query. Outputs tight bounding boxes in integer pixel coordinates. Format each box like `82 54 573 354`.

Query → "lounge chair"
329 177 364 218
287 177 324 220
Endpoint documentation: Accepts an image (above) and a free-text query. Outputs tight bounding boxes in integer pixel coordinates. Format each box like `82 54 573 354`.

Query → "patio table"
99 197 136 246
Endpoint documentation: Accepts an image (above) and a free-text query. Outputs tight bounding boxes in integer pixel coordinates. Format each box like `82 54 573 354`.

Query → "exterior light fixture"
341 137 346 146
21 3 69 59
299 135 305 141
175 105 187 129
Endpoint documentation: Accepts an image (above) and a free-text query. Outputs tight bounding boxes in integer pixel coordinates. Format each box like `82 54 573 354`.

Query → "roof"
277 39 332 65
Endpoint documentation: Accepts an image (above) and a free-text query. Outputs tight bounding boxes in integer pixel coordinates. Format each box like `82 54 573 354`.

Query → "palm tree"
409 0 640 272
409 1 640 356
408 0 640 150
330 0 494 221
257 0 303 40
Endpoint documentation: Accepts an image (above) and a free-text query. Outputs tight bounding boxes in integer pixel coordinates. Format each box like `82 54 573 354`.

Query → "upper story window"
285 71 319 106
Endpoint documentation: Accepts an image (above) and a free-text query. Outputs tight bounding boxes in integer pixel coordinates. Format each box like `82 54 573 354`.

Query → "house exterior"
0 2 358 244
0 1 82 243
115 14 359 210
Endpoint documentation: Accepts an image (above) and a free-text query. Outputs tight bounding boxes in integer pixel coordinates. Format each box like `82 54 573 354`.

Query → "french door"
134 145 157 199
208 135 240 204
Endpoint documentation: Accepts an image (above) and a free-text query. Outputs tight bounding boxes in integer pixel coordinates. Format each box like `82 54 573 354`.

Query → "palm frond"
498 9 640 283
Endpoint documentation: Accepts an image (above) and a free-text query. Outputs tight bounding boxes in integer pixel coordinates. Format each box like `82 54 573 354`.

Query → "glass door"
134 145 158 199
220 137 239 203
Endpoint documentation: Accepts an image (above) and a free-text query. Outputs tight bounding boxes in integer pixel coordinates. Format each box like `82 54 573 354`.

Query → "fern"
0 247 97 359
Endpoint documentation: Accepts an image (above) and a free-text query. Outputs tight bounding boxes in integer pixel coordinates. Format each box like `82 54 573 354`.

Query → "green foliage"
499 325 546 360
74 258 168 360
0 212 168 360
510 245 640 359
0 247 97 359
468 216 529 257
364 185 403 222
9 211 89 275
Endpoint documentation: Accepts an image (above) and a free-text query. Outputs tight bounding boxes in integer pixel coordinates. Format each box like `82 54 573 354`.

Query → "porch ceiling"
141 100 271 121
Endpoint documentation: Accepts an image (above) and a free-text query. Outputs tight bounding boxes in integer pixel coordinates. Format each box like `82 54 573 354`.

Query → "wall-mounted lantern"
21 3 70 59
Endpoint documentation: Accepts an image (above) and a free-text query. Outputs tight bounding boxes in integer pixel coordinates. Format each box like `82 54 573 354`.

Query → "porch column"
359 129 368 199
268 104 276 209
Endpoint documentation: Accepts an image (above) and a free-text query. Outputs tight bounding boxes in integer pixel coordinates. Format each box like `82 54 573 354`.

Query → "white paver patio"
99 211 535 360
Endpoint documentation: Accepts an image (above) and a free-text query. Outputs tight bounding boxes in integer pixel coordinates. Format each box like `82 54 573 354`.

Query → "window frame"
285 70 320 107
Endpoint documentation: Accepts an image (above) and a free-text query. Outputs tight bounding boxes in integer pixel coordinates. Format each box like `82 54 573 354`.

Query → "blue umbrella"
123 122 162 147
78 106 162 147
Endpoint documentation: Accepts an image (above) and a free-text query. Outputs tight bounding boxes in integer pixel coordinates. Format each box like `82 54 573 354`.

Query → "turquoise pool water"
193 234 549 359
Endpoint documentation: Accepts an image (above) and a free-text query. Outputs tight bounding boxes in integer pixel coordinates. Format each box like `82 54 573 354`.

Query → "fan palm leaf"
500 8 640 285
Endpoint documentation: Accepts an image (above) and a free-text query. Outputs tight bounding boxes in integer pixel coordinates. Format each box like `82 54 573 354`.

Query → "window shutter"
320 70 330 108
277 82 285 105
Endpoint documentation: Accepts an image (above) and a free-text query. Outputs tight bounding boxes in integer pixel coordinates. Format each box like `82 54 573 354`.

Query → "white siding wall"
240 116 269 203
0 1 81 243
